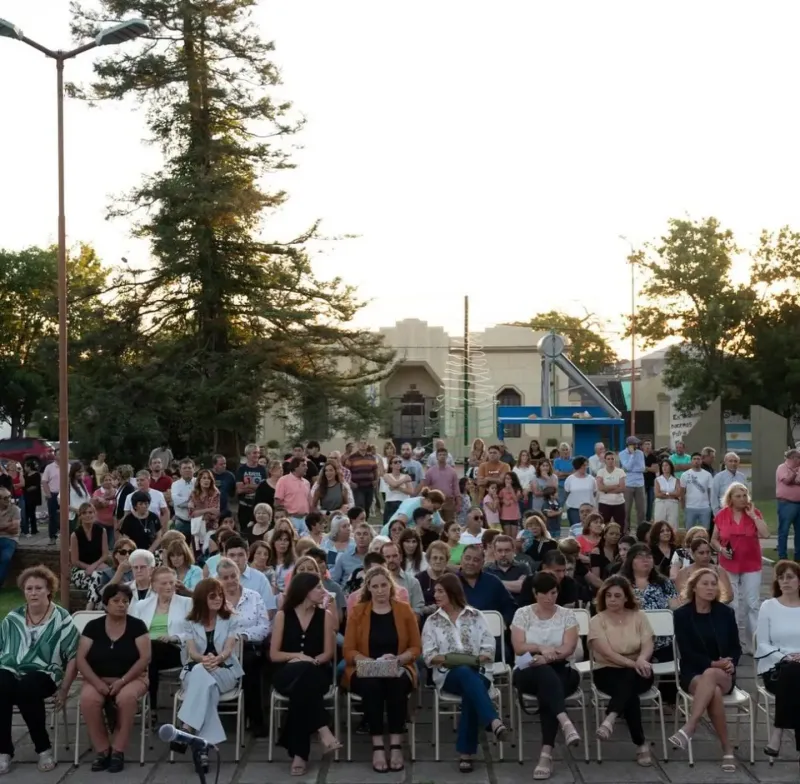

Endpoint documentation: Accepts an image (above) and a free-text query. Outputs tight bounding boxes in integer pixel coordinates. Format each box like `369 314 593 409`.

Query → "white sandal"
533 751 552 779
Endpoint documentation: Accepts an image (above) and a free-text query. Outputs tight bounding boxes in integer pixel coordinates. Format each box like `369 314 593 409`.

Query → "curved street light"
0 17 149 606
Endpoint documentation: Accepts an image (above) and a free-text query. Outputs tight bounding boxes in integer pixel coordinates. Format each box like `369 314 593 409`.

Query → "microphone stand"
191 745 209 784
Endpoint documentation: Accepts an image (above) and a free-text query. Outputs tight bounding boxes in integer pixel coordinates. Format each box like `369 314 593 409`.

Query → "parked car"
0 437 55 467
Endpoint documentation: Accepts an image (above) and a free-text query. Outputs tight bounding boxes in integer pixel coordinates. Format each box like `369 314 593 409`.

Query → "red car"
0 437 55 467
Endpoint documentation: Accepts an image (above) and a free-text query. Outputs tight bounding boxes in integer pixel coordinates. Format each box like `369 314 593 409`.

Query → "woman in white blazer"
175 577 244 747
130 565 192 720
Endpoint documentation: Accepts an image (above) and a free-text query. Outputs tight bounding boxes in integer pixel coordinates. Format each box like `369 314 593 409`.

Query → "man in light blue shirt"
619 436 646 531
224 536 277 611
711 452 747 516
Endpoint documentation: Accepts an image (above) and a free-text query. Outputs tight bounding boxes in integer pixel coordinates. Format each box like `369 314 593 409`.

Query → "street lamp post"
0 17 149 607
619 235 637 437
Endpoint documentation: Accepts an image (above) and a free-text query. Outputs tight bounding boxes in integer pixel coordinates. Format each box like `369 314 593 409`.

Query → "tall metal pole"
463 295 470 447
56 54 71 607
630 259 636 437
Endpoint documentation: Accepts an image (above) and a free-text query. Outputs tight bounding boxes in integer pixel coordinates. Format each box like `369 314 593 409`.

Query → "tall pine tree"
69 0 396 454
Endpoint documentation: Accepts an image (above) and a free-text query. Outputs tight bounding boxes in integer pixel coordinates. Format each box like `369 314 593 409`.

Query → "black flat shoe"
764 745 780 758
91 751 110 772
108 751 125 773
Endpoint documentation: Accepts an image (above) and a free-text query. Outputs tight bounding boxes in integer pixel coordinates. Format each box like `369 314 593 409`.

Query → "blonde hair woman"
711 482 768 654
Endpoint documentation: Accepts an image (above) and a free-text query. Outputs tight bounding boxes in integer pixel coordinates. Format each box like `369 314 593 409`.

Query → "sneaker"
0 754 10 775
37 750 55 772
23 533 32 539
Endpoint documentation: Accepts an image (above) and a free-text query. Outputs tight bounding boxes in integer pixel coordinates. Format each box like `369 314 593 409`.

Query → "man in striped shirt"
344 440 378 516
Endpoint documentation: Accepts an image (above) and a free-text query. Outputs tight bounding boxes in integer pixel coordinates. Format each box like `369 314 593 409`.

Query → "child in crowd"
482 481 501 529
498 472 522 537
457 476 473 527
541 486 562 539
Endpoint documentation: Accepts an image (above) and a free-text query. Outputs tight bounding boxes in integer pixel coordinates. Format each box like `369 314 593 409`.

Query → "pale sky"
2 1 800 351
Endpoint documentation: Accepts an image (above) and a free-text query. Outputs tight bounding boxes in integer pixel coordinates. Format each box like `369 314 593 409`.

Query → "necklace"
26 601 51 627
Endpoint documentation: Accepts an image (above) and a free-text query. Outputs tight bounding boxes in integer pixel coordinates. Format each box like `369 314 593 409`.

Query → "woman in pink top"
92 473 118 546
498 472 522 538
711 482 769 654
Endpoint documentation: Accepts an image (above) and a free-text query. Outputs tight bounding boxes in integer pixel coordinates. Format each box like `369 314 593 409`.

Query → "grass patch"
0 588 23 617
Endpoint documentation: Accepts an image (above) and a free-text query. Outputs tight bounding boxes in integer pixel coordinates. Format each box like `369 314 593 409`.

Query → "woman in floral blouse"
0 565 79 774
421 573 509 772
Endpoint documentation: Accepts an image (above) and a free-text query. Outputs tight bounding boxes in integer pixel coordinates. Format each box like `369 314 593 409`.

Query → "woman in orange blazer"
343 564 421 773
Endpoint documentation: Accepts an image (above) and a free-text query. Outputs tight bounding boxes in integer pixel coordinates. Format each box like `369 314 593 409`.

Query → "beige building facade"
258 319 571 458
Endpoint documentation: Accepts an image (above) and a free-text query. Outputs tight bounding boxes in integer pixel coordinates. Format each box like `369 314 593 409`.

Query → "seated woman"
175 578 244 751
441 520 465 565
675 538 733 603
518 513 557 568
269 572 341 776
756 560 800 758
670 568 740 772
245 502 272 546
69 502 109 608
343 565 421 772
163 538 204 594
90 537 135 608
588 522 621 589
398 527 427 577
0 566 79 774
512 572 581 780
268 528 297 592
127 549 156 605
417 541 451 619
647 521 678 577
320 513 353 568
421 572 510 773
588 575 655 767
248 540 276 582
669 526 711 578
119 490 162 553
130 565 192 723
576 513 604 556
77 583 151 773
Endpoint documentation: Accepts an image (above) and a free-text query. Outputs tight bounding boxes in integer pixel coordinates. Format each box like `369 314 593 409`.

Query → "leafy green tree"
69 0 396 455
0 244 108 437
511 311 617 373
628 217 800 434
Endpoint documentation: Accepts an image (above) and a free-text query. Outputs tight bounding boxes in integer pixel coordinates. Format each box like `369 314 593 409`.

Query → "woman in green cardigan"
0 565 79 774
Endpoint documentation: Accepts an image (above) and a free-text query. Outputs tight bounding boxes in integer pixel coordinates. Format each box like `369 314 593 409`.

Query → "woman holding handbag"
343 565 421 773
270 572 341 776
421 572 510 772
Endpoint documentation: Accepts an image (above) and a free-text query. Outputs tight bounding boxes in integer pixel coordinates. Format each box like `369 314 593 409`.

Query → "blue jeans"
557 486 566 507
0 537 18 589
777 500 800 559
566 507 581 528
442 666 499 755
47 494 59 539
684 507 712 530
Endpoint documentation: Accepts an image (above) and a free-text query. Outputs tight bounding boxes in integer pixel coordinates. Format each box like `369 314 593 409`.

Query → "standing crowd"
1 438 800 779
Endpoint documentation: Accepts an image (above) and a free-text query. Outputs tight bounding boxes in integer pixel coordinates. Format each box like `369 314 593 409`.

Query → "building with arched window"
259 319 575 458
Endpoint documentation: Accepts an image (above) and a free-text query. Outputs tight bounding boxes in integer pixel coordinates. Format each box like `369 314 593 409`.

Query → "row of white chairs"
57 607 764 768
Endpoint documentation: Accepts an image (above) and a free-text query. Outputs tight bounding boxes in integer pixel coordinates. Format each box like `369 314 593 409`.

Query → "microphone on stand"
157 723 210 750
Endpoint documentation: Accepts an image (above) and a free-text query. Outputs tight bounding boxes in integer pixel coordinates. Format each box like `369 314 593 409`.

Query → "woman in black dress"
670 568 740 773
269 572 341 775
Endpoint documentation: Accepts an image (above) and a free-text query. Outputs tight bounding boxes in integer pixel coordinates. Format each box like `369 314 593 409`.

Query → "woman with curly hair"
647 521 677 577
311 461 354 517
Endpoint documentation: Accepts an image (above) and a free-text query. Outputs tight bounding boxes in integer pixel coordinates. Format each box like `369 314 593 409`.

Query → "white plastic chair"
673 634 754 765
515 607 590 764
267 640 339 762
588 612 668 762
170 636 245 762
481 610 514 728
753 633 776 765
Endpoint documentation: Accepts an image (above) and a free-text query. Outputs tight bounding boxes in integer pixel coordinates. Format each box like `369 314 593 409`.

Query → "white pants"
652 498 680 527
177 664 239 745
727 569 761 652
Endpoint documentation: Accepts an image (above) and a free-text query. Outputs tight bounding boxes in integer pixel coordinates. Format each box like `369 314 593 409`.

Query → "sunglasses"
391 460 402 464
116 549 134 556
